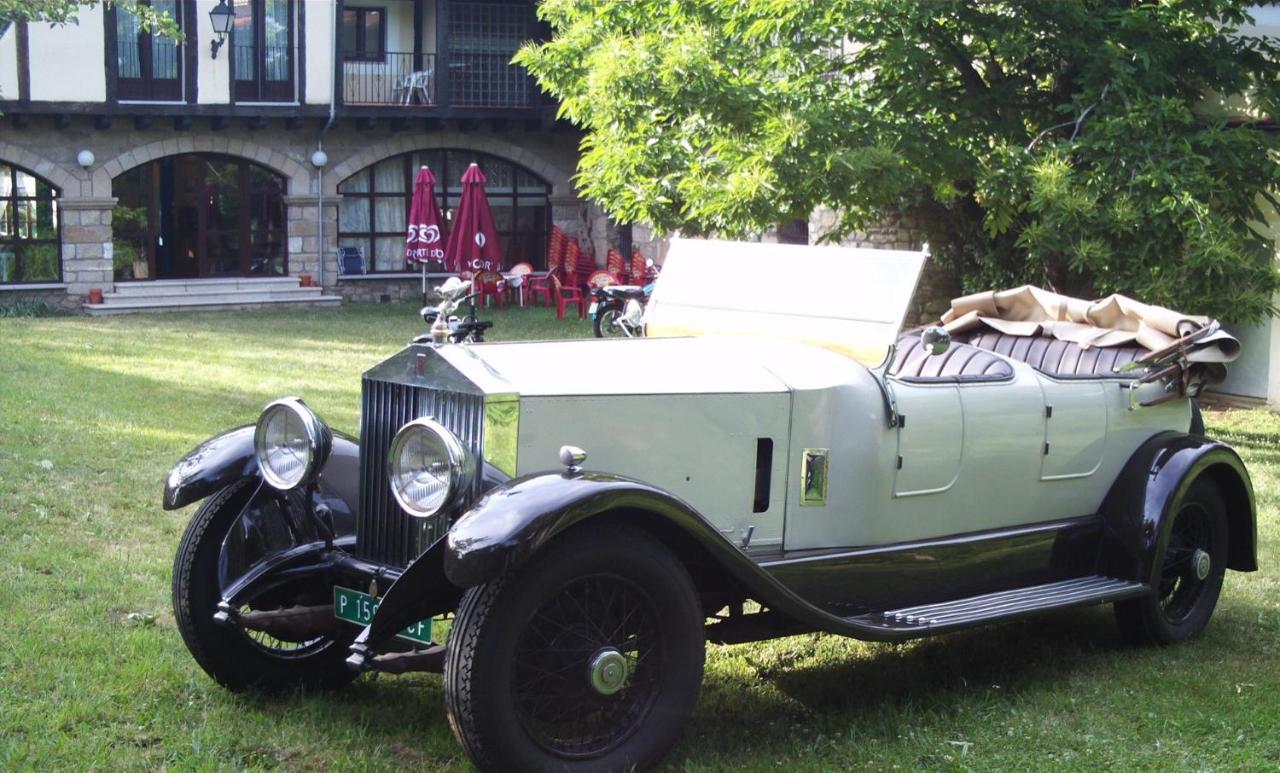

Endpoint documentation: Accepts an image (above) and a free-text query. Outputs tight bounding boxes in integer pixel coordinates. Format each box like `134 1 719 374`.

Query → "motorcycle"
414 276 494 344
590 259 659 339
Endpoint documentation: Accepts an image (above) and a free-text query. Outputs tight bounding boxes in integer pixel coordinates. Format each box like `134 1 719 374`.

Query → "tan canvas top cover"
645 238 927 365
939 285 1240 364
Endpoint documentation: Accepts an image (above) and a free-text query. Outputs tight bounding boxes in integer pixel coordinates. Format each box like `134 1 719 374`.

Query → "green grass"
1 304 1277 770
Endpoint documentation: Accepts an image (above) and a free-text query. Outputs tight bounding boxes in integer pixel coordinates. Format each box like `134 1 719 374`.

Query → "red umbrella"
405 166 446 305
444 163 505 273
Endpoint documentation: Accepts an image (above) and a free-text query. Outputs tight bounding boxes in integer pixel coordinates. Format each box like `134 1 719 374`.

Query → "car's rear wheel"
1114 480 1228 645
444 524 705 772
172 480 356 692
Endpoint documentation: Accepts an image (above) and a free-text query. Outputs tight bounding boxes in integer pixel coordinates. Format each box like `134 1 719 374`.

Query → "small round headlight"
254 397 332 490
387 418 468 518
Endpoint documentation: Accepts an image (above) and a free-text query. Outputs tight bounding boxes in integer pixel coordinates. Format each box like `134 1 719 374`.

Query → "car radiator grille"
357 377 485 567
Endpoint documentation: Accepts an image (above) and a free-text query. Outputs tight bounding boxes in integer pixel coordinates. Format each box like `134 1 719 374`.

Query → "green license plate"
333 586 433 645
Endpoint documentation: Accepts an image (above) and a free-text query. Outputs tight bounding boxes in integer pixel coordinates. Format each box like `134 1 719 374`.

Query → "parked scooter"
414 276 493 344
590 259 659 338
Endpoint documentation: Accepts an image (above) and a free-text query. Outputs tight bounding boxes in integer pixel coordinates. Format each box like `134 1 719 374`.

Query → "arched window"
0 163 60 284
338 150 551 272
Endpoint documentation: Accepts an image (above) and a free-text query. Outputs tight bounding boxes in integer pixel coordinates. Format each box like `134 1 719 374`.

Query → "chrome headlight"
253 397 332 490
388 418 469 518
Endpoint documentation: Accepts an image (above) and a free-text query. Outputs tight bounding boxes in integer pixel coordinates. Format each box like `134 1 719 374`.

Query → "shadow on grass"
212 606 1149 767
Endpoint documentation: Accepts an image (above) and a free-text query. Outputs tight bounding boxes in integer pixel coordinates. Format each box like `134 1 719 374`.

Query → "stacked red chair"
606 248 628 284
631 249 649 285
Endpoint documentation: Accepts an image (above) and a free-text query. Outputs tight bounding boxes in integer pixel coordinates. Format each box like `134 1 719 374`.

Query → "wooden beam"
173 115 193 130
210 116 227 131
134 115 153 130
244 116 268 130
390 116 410 132
489 118 509 132
94 115 113 130
16 22 29 102
423 117 443 133
11 114 29 129
284 116 302 131
53 114 71 130
357 116 377 130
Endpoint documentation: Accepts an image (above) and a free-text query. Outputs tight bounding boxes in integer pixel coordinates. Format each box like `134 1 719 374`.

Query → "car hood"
366 336 869 399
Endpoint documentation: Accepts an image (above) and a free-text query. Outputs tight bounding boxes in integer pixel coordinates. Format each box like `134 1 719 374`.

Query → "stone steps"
84 278 341 315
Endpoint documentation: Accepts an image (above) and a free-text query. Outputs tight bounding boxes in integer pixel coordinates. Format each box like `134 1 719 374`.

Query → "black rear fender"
1098 431 1257 584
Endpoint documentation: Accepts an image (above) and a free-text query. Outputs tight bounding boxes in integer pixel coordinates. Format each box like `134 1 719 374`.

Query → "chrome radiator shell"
356 345 514 567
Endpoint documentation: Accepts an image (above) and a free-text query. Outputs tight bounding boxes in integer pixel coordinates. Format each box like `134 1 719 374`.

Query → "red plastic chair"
551 272 586 320
528 231 567 306
473 270 506 307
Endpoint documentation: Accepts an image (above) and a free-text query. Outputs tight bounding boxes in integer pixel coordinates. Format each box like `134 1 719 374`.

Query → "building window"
342 7 386 62
338 150 551 273
0 164 60 285
115 0 183 101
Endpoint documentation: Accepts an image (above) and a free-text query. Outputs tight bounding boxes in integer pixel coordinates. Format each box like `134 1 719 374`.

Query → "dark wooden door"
232 0 294 103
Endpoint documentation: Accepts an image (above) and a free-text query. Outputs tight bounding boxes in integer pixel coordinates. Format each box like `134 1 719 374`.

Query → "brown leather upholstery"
960 331 1149 378
890 335 1014 383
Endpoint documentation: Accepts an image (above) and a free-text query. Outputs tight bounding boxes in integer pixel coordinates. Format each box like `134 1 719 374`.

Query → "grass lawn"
1 303 1278 770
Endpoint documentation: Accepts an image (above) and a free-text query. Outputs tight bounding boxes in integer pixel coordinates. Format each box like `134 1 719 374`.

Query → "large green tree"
519 0 1280 320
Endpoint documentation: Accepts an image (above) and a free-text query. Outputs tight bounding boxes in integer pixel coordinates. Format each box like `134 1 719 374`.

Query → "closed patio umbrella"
405 166 447 305
443 163 505 274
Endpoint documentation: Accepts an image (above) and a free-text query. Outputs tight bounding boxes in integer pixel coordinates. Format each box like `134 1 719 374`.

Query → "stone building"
0 0 625 312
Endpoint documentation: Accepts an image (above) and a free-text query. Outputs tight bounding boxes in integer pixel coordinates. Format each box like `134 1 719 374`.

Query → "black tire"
172 480 357 692
444 524 705 772
1114 480 1228 645
593 303 626 338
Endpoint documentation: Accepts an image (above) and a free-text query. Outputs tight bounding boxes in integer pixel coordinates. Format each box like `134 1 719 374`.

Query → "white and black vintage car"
166 240 1257 772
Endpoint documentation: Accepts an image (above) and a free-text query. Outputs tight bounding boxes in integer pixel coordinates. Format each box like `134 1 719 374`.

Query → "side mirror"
921 326 951 356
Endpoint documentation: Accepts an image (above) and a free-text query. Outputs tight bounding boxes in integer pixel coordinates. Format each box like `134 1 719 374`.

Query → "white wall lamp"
208 0 235 59
76 149 95 169
310 150 328 169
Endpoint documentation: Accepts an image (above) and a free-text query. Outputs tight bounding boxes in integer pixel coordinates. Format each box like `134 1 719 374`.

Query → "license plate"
588 301 598 318
333 586 432 645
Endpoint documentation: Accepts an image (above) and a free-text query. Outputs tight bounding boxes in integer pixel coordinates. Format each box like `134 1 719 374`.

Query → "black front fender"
442 471 924 643
163 425 361 535
1098 431 1257 584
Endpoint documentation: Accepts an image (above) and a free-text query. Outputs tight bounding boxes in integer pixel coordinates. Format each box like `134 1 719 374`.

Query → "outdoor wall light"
76 149 95 169
310 150 329 169
208 0 235 60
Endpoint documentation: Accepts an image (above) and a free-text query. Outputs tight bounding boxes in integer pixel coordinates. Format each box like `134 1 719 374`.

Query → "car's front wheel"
172 480 357 692
444 524 705 772
1114 480 1228 644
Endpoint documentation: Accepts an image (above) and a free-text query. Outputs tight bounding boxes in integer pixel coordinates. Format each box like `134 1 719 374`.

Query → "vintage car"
165 239 1256 772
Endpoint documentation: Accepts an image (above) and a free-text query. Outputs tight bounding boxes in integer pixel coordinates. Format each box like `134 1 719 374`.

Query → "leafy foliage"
0 1 180 39
519 0 1280 320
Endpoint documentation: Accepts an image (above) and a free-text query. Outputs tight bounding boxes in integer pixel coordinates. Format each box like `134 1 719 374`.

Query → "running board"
847 576 1148 633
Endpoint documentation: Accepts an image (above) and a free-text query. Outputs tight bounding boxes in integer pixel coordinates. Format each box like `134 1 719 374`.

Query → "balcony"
342 52 540 110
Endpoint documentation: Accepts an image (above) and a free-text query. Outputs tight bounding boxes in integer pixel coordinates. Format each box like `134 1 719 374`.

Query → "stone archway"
90 135 311 198
0 140 84 197
325 134 574 198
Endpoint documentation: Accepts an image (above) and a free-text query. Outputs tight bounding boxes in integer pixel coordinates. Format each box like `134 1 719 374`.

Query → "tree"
518 0 1280 321
0 1 179 38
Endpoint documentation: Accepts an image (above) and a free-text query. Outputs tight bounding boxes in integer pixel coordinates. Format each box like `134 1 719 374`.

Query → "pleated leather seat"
960 331 1148 379
889 335 1014 383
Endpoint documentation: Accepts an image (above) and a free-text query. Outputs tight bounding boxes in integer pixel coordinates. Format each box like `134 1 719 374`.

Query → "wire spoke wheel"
512 575 661 757
595 307 628 338
1158 501 1214 624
